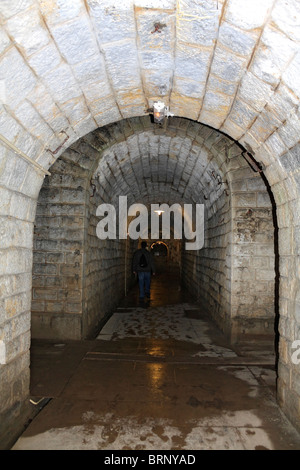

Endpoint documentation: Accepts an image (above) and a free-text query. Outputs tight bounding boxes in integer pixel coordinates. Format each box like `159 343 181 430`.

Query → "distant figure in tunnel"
132 241 156 302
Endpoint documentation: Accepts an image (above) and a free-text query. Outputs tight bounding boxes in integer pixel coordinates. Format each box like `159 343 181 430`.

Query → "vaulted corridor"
1 0 300 451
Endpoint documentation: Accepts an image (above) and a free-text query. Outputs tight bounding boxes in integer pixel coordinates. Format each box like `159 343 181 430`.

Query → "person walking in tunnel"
132 241 156 302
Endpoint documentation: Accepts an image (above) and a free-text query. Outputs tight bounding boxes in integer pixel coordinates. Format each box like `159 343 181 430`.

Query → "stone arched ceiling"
0 0 300 185
90 117 241 208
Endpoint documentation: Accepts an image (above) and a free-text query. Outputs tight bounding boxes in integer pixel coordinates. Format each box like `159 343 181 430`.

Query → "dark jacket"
132 248 156 273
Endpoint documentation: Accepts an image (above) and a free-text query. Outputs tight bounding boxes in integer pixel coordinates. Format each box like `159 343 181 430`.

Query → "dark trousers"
137 271 151 299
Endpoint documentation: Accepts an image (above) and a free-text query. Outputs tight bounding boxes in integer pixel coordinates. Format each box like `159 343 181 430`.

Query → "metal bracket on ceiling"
242 151 265 173
46 131 69 157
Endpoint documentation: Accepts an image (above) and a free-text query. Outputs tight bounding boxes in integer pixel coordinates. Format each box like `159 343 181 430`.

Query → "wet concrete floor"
12 264 300 450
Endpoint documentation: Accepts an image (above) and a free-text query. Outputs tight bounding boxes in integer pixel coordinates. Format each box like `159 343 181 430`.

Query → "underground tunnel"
31 117 276 345
0 0 300 449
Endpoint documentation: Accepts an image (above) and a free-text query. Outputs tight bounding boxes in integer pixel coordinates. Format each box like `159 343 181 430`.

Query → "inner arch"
32 116 276 344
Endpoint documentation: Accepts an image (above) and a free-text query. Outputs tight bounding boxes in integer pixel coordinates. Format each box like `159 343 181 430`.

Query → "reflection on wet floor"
11 262 300 450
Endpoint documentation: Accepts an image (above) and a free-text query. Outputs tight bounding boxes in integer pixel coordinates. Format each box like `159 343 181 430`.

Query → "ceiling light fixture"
150 101 174 124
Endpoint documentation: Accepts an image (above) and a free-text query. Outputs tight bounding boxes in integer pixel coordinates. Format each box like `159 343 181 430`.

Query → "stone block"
221 119 244 141
134 0 175 7
6 6 49 56
102 40 141 91
45 301 64 313
264 134 287 161
43 63 81 104
28 42 61 77
31 312 82 340
175 44 211 82
33 288 57 301
251 111 282 144
283 51 300 99
218 22 257 56
4 248 31 276
10 193 32 222
20 167 44 199
255 243 276 256
207 76 236 97
251 30 296 86
255 269 275 281
228 99 258 130
0 108 23 142
93 107 122 129
51 16 98 66
0 47 36 107
272 1 299 40
0 187 11 215
0 28 10 55
60 98 90 128
201 90 232 116
233 192 257 207
10 311 31 341
65 302 82 313
59 262 81 276
278 113 300 150
31 300 45 312
257 192 272 208
33 263 57 275
89 0 136 43
210 47 248 83
225 0 274 30
281 144 300 173
41 0 86 26
177 1 220 47
0 153 17 190
238 72 273 112
58 289 81 302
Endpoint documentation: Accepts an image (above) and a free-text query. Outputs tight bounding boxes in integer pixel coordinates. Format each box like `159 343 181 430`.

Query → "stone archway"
151 241 169 257
1 0 300 447
31 117 276 345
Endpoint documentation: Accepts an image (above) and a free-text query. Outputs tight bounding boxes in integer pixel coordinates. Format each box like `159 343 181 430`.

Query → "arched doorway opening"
151 241 169 257
31 117 276 347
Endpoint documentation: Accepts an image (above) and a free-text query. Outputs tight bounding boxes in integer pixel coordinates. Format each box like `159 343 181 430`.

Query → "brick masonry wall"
230 161 275 340
182 186 232 334
0 145 44 447
83 177 135 339
32 134 137 341
32 150 87 339
179 127 275 341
